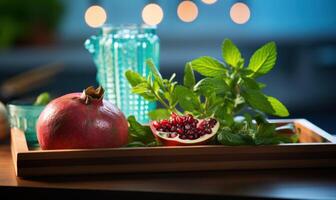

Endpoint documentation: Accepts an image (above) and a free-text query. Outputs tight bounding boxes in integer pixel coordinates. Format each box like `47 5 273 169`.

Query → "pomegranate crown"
80 86 104 104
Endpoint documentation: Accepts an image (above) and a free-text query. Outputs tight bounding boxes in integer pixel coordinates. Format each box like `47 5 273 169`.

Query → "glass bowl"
7 104 45 146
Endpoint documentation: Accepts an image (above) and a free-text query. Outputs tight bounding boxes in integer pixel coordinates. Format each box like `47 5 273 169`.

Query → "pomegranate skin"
37 92 128 150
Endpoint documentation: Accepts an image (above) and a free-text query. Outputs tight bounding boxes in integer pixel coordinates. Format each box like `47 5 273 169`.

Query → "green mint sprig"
125 38 297 146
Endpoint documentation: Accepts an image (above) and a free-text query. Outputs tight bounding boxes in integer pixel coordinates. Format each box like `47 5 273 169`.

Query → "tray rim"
12 118 336 154
10 118 336 177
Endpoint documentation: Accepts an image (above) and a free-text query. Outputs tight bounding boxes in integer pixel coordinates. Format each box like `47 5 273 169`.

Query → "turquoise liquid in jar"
85 25 159 124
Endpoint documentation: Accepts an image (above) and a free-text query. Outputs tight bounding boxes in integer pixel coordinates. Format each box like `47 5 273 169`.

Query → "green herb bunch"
125 39 297 146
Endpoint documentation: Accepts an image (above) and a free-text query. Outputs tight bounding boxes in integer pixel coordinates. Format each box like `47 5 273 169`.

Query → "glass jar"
7 104 45 146
85 25 160 123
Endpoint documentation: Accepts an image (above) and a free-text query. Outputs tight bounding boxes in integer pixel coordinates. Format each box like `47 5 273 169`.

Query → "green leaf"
153 79 160 93
175 85 201 113
248 42 277 78
169 73 176 83
194 77 229 96
242 89 271 115
146 140 161 147
242 77 262 90
127 141 146 147
217 128 250 146
139 93 157 101
127 116 155 144
146 59 161 79
148 109 171 120
190 56 227 77
125 70 145 87
183 62 196 89
256 122 276 138
131 82 149 94
242 89 289 117
147 59 164 89
240 69 254 76
170 87 179 107
215 106 234 126
267 96 289 117
254 137 280 145
258 82 267 89
254 121 293 145
222 39 243 68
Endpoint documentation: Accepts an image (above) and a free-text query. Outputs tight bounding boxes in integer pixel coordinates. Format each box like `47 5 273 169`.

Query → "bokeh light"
230 2 251 24
177 1 199 23
142 3 164 26
201 0 217 5
85 5 107 28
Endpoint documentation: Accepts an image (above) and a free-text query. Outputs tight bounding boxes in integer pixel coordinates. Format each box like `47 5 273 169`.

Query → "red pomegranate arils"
153 113 217 140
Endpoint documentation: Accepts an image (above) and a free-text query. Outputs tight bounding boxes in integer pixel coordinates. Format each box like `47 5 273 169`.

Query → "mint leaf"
242 89 289 117
146 59 161 79
190 56 227 77
242 89 272 114
258 82 267 89
217 128 251 146
255 122 292 145
183 62 196 89
149 109 171 120
194 77 229 96
125 70 146 87
147 59 165 89
222 39 243 68
175 85 201 113
127 141 146 147
131 82 149 94
215 106 234 126
169 73 176 83
256 122 276 137
127 116 156 144
248 42 276 78
267 96 289 117
242 77 262 90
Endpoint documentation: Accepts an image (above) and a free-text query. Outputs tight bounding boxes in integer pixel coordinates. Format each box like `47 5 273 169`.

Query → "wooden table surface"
1 143 336 200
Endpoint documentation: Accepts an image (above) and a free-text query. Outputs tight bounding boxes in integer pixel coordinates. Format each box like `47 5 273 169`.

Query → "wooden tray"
11 119 336 177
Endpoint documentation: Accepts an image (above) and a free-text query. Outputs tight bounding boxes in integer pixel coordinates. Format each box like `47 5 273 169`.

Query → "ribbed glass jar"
85 25 159 123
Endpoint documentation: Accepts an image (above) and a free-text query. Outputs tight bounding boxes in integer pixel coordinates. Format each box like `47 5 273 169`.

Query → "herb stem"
149 86 172 111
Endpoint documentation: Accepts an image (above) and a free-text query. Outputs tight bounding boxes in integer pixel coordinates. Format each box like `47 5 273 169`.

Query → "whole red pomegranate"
37 86 128 150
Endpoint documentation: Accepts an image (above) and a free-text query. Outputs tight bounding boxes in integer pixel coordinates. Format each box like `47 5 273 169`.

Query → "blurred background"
0 0 335 134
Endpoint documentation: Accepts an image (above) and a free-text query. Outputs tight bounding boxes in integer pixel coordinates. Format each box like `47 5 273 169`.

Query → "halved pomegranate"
149 113 219 146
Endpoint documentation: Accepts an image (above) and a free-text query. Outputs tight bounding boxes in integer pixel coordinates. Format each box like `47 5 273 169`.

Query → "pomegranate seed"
204 128 211 134
153 121 160 128
171 113 178 119
188 134 194 140
177 128 183 134
161 119 169 126
185 124 191 130
179 134 187 139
